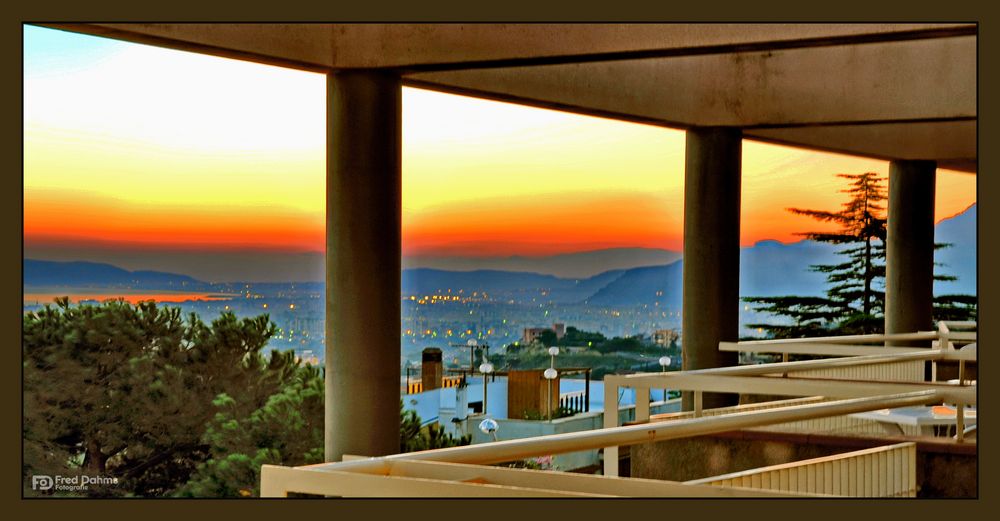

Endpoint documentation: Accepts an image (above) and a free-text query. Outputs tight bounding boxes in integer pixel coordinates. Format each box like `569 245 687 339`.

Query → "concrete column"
886 160 936 346
682 127 742 410
325 70 401 462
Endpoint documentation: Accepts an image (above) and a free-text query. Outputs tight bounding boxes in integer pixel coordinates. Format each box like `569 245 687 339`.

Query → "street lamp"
479 417 499 442
658 356 672 401
479 353 494 417
466 338 478 375
545 346 559 421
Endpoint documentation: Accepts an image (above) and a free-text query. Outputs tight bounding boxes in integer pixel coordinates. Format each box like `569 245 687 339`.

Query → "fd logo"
32 475 54 490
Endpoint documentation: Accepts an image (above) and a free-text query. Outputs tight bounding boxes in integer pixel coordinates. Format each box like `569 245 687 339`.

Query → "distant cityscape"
21 277 688 370
22 202 976 372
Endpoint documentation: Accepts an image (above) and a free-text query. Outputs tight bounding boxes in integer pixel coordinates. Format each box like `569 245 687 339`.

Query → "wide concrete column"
886 160 936 345
682 127 742 410
325 70 401 462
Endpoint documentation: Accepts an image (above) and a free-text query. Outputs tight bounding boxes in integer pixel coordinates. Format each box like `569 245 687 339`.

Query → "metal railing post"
603 376 620 477
956 403 966 442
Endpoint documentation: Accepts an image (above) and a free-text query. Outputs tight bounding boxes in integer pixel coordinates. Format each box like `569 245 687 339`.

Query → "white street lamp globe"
467 339 478 346
659 356 672 368
479 418 499 435
543 367 558 380
479 362 494 374
548 346 560 356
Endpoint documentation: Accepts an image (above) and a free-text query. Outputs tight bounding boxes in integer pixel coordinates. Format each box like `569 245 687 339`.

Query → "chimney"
553 323 566 339
421 348 443 391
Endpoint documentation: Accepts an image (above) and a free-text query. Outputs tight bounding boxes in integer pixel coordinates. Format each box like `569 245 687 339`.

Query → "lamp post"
465 339 478 375
658 356 672 401
479 352 494 417
544 346 559 421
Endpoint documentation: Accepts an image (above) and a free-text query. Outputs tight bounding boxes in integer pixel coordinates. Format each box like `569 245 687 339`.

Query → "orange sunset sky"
24 26 976 266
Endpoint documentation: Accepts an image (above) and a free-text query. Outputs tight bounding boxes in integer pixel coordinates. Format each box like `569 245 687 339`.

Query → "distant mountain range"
24 259 209 289
25 203 976 302
933 203 977 295
402 203 976 304
403 248 682 279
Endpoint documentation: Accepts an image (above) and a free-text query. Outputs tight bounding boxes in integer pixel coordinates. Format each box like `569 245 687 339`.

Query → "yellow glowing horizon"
24 26 976 257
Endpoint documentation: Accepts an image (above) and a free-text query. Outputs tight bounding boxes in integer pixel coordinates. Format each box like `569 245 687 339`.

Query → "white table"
849 406 977 437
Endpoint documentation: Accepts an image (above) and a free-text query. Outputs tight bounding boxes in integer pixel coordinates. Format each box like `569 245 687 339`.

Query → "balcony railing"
261 323 976 497
684 442 918 497
559 390 588 415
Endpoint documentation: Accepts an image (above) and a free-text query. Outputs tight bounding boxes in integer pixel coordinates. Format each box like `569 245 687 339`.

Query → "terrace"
260 322 976 497
33 23 978 497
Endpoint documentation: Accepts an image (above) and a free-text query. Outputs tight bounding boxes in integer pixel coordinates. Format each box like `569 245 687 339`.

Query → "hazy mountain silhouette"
24 259 207 289
934 203 976 295
401 268 628 303
739 239 839 297
402 268 565 295
25 204 974 302
401 203 976 304
403 248 681 279
585 263 683 307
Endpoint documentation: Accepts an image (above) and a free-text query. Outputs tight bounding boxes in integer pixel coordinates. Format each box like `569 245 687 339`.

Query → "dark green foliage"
23 298 294 497
537 329 557 347
743 172 887 336
555 326 607 347
743 172 977 338
400 401 471 453
790 173 888 321
592 336 642 354
25 298 471 498
494 327 677 382
176 364 325 498
520 406 574 421
743 296 841 338
933 294 978 322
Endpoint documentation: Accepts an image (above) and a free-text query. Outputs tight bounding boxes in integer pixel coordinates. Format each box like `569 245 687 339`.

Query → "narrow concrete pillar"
682 127 742 410
325 71 401 462
886 160 936 346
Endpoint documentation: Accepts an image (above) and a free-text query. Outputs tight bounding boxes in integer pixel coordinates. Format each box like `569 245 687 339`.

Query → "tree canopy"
743 172 975 338
24 298 467 497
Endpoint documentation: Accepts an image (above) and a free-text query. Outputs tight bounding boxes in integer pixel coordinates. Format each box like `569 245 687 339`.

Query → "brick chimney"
421 347 443 391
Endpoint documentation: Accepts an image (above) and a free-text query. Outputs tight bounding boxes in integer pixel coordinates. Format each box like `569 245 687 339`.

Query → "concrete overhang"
36 23 977 172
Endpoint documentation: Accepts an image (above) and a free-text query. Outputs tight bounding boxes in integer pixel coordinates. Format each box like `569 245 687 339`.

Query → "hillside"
933 203 977 295
25 204 975 304
24 259 207 289
404 247 681 279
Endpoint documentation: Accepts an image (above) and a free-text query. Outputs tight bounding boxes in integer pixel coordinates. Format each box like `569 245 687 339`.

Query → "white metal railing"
260 327 976 497
635 396 906 436
730 322 977 431
261 390 940 496
938 320 977 351
261 459 811 497
685 442 917 497
602 326 977 476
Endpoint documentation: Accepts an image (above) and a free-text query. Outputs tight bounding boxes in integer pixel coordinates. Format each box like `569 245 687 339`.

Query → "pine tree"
176 363 325 498
23 298 288 497
744 172 975 338
744 173 887 336
24 298 472 497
